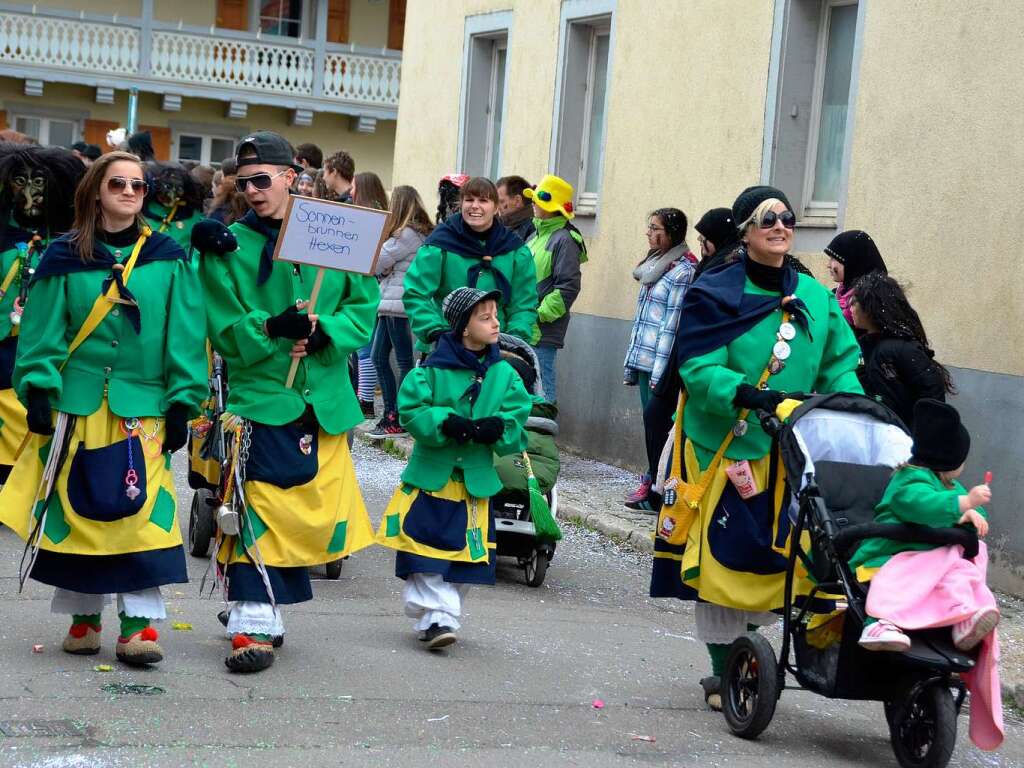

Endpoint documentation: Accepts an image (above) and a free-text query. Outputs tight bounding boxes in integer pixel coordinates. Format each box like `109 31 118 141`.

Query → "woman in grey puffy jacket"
367 186 434 438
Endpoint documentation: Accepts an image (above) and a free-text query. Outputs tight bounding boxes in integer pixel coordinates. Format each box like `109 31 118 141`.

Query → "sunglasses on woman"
759 210 797 229
236 170 289 192
107 176 149 196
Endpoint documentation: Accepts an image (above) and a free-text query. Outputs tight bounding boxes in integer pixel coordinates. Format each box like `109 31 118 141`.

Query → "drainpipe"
127 88 139 134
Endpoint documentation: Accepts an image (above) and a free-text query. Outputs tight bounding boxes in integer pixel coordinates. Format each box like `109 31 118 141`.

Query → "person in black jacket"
850 272 955 428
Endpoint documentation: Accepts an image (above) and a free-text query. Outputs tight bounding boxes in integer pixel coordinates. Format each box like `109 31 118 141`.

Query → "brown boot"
225 634 275 673
115 627 163 666
62 623 101 655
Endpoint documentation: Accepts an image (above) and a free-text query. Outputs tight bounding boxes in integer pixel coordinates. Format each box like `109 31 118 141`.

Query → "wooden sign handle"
285 268 325 389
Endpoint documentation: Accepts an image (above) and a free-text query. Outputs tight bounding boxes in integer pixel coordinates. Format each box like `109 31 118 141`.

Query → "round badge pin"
769 358 785 375
779 322 796 341
773 340 792 361
732 420 749 437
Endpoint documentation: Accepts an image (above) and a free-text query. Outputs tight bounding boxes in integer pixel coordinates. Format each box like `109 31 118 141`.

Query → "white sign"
273 195 389 275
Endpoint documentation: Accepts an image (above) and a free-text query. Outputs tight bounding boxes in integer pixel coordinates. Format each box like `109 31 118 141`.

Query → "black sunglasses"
759 210 797 229
237 170 288 191
107 176 149 195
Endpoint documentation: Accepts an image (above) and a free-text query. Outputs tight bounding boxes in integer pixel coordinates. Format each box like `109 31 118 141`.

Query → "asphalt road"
0 440 1019 767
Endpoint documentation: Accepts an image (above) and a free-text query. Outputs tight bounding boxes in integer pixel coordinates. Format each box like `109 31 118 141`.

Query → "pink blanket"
866 542 1003 751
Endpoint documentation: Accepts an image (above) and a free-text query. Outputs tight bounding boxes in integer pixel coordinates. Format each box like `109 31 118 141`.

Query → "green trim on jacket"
398 359 531 497
199 220 380 434
14 243 207 418
849 465 986 572
679 273 863 467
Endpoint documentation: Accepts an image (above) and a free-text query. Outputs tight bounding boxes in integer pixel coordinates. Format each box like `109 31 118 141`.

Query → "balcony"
0 5 401 120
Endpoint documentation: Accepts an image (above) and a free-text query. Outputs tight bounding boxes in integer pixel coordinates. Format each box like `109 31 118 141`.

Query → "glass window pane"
260 0 301 37
488 46 507 180
48 120 75 148
211 138 235 167
178 135 203 162
14 116 41 142
583 33 610 194
811 3 857 204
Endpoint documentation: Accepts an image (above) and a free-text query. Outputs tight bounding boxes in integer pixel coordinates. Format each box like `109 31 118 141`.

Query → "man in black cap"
192 130 379 673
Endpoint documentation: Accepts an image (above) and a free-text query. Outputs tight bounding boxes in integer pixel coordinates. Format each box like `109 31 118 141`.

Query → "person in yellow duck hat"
523 175 587 403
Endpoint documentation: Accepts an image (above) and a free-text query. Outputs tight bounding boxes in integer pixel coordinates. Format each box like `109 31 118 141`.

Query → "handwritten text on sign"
273 196 389 274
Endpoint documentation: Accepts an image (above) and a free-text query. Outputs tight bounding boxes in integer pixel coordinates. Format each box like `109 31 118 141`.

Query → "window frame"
174 131 240 168
249 0 312 40
11 113 79 147
549 0 616 219
801 0 858 219
456 12 513 179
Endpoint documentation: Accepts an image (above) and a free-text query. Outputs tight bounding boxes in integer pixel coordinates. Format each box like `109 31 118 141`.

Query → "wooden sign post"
272 195 389 388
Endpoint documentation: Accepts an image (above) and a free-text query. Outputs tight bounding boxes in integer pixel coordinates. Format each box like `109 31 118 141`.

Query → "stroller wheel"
188 489 216 558
324 558 344 580
523 549 549 588
888 683 957 768
722 633 779 739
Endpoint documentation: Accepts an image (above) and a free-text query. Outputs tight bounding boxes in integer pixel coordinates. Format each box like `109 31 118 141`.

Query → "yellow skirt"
0 387 27 474
677 439 814 612
217 430 374 568
375 479 493 564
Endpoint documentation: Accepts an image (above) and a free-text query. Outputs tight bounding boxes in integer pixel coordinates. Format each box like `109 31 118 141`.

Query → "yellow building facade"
392 0 1024 589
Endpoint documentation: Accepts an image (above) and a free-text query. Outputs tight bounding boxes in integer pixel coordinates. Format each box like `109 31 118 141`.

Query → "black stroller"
721 393 980 768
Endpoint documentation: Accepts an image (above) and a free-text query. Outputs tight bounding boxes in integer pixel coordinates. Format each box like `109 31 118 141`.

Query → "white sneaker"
859 620 911 652
951 608 1000 651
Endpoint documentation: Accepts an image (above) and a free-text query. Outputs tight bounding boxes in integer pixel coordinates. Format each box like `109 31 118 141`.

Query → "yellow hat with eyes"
524 174 575 220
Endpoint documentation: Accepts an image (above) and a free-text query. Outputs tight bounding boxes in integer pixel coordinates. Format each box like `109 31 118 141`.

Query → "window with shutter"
328 0 350 43
388 0 406 50
216 0 248 30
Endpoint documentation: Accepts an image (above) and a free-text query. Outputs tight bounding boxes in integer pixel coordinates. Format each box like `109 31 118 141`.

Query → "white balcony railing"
0 8 400 110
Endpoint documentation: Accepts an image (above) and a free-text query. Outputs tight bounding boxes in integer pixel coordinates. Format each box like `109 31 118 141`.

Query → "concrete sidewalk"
354 421 1024 714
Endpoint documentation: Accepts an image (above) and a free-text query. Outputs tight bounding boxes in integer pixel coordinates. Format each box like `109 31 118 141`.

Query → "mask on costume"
154 167 185 208
10 166 46 226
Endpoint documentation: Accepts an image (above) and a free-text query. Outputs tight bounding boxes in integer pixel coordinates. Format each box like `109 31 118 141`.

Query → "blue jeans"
371 315 415 415
533 344 558 403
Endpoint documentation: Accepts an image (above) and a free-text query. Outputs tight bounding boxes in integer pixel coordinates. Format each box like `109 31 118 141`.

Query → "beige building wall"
349 0 390 48
154 0 215 26
0 80 396 185
6 0 141 15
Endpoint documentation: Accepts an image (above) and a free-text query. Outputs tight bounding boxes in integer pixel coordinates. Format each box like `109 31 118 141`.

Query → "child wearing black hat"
851 399 997 653
375 287 531 650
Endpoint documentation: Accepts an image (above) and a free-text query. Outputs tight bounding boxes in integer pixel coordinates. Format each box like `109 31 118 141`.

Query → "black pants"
643 375 680 481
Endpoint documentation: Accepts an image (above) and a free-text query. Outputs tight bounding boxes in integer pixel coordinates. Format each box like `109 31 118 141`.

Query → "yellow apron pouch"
375 479 492 563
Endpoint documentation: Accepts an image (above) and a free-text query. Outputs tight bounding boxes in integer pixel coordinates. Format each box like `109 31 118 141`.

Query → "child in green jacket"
376 287 531 650
852 399 997 652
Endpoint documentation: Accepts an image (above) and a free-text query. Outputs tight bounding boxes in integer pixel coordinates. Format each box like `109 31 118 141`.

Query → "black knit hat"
911 399 971 472
695 207 739 250
236 130 303 173
824 229 888 287
732 185 793 229
442 287 503 337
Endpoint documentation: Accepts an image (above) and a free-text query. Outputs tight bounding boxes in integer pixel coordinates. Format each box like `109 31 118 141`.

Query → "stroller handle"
832 522 979 561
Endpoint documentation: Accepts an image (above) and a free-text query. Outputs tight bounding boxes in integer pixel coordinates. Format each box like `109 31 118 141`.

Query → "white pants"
225 601 285 637
694 603 777 644
51 587 166 620
403 573 469 631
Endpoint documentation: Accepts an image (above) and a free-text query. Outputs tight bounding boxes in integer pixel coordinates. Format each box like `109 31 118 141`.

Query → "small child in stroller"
850 399 998 653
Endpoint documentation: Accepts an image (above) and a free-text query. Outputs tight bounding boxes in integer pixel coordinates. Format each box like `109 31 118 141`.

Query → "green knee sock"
72 613 101 629
707 643 730 677
118 613 150 638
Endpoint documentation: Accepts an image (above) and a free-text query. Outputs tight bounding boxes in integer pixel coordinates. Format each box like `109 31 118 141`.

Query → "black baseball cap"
235 130 302 172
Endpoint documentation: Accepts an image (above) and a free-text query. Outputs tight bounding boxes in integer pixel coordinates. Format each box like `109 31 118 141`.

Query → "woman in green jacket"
403 177 537 353
652 186 863 709
0 151 207 667
376 287 531 650
0 145 84 482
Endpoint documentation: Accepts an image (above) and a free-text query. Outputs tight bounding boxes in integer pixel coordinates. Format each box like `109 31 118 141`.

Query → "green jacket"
0 242 30 343
528 216 586 348
199 219 379 434
403 243 537 351
398 358 531 497
848 465 986 573
143 202 205 253
14 235 207 418
679 274 862 466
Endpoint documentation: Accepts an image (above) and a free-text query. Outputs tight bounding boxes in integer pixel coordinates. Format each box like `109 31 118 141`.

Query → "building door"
327 0 350 44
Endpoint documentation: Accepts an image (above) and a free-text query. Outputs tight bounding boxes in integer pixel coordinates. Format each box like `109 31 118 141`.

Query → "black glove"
26 387 53 436
733 383 786 414
304 324 331 355
162 402 191 454
471 416 504 444
190 219 237 256
265 305 314 340
440 414 474 444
